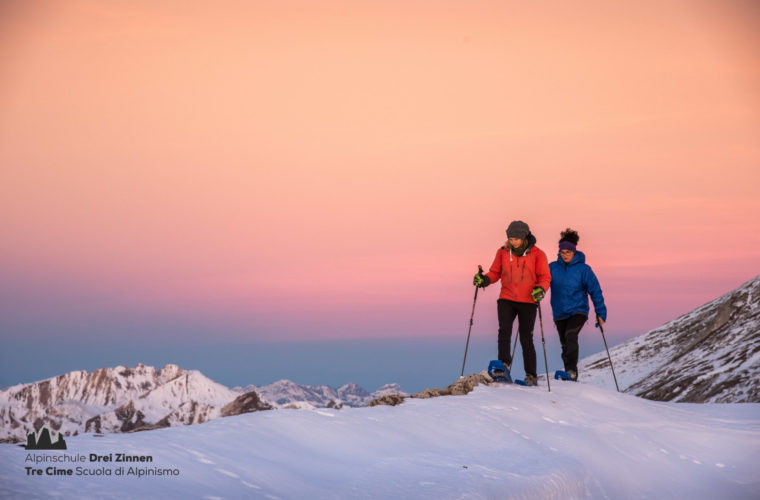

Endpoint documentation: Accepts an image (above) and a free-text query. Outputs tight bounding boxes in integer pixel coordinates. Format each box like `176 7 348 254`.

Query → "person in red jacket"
473 220 551 386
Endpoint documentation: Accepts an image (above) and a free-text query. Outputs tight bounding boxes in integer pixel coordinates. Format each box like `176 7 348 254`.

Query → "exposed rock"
366 394 405 407
85 415 101 434
114 401 150 432
326 400 343 410
367 371 495 407
221 391 273 417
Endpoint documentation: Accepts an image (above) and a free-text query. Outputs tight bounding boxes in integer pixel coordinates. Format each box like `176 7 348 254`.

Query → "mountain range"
0 364 406 444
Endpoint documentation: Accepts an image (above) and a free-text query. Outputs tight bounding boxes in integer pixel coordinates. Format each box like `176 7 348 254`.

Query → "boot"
524 374 538 386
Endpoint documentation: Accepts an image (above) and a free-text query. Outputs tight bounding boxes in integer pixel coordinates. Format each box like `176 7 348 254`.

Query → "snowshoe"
487 360 513 383
513 379 527 386
524 374 538 386
554 370 578 382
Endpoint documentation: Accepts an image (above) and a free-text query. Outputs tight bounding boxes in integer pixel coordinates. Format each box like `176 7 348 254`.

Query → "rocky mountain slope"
0 364 405 443
0 363 270 443
580 275 760 403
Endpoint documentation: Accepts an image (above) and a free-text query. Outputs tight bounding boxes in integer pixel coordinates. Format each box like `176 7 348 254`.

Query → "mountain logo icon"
26 425 67 450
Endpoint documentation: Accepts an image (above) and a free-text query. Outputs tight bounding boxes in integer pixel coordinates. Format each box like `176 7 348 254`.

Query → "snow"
2 381 758 499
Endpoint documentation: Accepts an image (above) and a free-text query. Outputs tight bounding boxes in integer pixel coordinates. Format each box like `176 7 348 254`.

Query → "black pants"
497 299 537 377
554 314 587 373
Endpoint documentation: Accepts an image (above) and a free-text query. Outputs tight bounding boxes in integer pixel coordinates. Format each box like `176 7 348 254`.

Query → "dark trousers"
555 314 587 373
497 299 538 377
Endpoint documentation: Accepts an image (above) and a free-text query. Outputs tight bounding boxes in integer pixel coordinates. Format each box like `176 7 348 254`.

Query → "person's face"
508 237 524 248
560 249 574 263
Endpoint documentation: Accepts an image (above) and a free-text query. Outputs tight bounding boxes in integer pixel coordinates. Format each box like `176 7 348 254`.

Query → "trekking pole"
537 303 551 392
460 265 483 379
596 317 620 392
510 329 519 366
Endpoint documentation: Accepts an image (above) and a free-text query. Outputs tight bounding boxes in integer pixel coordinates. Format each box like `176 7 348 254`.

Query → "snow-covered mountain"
234 380 408 409
2 382 758 499
0 364 406 443
0 364 270 443
580 275 760 402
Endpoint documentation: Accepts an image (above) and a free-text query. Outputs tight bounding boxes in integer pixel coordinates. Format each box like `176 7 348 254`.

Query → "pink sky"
1 0 759 344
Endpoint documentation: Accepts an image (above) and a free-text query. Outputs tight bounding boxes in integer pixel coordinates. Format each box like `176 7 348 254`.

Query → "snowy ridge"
1 382 757 499
580 275 760 402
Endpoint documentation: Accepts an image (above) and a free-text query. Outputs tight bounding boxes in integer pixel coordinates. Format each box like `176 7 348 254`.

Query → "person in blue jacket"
549 228 607 381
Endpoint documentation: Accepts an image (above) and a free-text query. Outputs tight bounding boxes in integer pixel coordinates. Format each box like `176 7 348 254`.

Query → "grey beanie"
506 220 530 239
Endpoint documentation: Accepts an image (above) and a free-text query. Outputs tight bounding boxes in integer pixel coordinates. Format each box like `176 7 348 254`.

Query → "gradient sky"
1 1 759 386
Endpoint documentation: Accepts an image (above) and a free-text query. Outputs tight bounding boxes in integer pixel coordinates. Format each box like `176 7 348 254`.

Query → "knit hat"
506 220 530 239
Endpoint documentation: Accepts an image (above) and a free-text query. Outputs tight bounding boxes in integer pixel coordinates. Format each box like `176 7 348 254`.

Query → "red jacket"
484 235 551 304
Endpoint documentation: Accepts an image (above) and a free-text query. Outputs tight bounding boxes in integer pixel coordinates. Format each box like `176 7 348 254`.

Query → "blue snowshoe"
554 370 577 381
487 360 513 383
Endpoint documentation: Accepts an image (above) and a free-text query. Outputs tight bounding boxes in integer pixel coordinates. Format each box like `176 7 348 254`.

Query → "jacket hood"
555 249 586 265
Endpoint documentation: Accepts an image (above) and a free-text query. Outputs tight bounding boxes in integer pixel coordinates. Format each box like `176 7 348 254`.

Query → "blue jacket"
549 251 607 322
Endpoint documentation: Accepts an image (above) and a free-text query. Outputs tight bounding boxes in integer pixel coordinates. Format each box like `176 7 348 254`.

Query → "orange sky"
1 0 759 343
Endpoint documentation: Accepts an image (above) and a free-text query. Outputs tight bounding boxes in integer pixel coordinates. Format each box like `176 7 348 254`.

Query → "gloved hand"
531 286 545 302
473 271 490 288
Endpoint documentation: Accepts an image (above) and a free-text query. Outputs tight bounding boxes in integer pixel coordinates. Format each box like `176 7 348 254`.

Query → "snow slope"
2 382 757 499
579 275 760 402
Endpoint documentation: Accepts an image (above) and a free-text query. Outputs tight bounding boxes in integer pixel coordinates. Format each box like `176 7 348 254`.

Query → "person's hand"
473 267 489 288
595 316 605 328
531 286 545 302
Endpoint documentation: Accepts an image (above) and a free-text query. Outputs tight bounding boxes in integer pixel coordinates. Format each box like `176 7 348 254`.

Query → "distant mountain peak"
0 363 268 444
233 380 407 409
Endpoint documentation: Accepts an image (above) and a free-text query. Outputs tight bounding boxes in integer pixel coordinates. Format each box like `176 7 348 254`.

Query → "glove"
531 286 545 302
473 271 490 288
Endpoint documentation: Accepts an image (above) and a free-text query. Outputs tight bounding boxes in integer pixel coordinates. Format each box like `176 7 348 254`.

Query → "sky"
1 1 759 388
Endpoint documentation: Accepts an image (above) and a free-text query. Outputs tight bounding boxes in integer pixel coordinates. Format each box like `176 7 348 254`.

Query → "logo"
26 425 67 450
